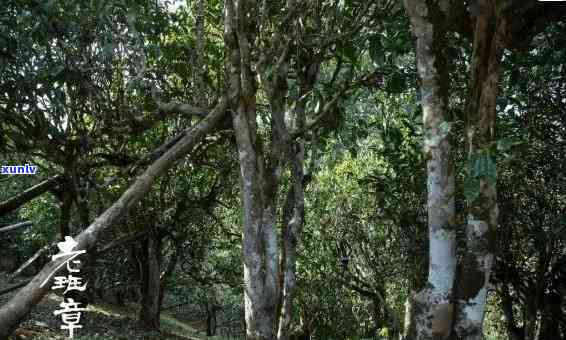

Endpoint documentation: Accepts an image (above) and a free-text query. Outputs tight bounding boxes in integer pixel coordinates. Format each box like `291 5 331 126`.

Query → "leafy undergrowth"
0 274 219 340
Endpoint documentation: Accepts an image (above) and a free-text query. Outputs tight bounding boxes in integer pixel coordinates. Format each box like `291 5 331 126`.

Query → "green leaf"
439 121 452 137
314 99 321 114
126 13 137 26
469 151 497 185
40 0 56 11
386 72 405 93
480 152 497 183
264 65 274 79
51 64 65 77
6 130 30 148
338 41 357 65
464 176 480 202
369 35 385 66
497 136 522 152
102 43 114 58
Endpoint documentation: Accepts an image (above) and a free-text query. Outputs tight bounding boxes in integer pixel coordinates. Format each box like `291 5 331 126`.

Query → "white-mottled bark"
276 146 305 340
453 218 495 339
225 1 280 337
404 1 456 339
453 1 504 338
276 58 311 338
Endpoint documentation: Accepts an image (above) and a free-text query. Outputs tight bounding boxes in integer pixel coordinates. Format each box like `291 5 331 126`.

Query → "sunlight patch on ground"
160 313 206 340
85 304 126 318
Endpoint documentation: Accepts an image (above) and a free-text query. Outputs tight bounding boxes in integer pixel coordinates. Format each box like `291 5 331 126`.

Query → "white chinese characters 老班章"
42 236 87 338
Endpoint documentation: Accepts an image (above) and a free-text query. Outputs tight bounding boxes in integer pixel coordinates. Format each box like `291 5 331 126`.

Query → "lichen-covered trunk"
231 91 280 339
452 1 505 339
234 117 279 340
225 1 279 338
274 57 312 340
276 192 300 339
403 1 456 339
276 136 305 340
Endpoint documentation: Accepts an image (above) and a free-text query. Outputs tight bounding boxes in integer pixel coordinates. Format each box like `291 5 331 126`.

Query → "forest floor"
0 274 223 340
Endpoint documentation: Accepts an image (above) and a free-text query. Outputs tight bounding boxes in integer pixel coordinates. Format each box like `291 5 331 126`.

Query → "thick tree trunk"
403 292 416 339
74 179 98 304
452 2 505 338
235 131 279 340
0 99 227 338
225 0 310 337
206 306 217 336
139 228 161 330
205 288 219 336
57 190 73 241
0 175 61 217
276 66 311 339
233 103 279 340
403 1 456 339
0 280 31 296
276 160 304 340
225 1 279 338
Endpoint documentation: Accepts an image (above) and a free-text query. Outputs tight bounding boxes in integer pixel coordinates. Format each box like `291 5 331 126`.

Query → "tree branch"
0 221 33 234
0 281 31 297
0 97 228 337
152 87 209 118
8 243 56 281
0 176 61 216
97 230 148 254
